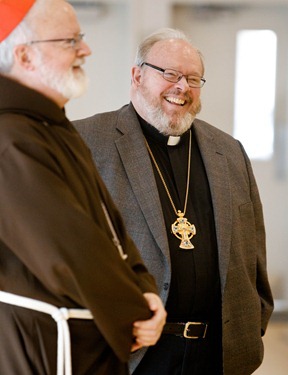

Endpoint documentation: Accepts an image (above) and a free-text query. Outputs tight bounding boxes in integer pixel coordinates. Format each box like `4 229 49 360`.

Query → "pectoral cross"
171 211 196 250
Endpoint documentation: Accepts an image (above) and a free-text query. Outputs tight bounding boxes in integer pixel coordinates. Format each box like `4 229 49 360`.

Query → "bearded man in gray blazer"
74 28 273 375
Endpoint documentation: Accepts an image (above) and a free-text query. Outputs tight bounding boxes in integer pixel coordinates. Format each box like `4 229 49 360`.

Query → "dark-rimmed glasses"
25 32 85 49
141 62 206 88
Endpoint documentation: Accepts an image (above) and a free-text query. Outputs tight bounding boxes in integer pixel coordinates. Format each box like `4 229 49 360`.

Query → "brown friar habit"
0 75 158 375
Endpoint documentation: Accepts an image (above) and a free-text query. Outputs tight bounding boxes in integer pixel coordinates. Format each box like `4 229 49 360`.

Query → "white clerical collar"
167 135 181 146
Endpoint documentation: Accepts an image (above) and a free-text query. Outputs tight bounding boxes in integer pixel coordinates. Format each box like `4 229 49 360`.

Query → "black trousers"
133 331 223 375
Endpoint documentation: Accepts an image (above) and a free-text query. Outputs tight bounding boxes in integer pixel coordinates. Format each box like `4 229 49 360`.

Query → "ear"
13 45 35 71
131 65 142 86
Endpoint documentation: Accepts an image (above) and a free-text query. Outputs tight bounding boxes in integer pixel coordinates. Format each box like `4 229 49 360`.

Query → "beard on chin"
37 55 88 99
135 89 201 136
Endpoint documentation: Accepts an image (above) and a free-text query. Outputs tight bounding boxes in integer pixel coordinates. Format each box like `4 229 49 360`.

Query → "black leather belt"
163 322 208 339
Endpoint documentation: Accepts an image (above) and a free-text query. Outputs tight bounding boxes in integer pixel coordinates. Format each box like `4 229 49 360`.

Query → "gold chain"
144 130 191 217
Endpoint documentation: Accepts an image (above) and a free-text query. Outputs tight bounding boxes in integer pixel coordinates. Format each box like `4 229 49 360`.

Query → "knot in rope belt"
0 291 93 375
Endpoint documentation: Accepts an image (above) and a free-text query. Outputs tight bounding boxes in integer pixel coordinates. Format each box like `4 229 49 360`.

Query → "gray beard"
145 104 195 136
135 90 199 136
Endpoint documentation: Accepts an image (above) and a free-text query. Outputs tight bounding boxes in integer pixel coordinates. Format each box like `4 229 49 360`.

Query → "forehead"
34 1 80 37
147 39 202 73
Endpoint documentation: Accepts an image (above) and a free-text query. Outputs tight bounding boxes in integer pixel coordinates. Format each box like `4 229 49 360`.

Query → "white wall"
68 0 288 301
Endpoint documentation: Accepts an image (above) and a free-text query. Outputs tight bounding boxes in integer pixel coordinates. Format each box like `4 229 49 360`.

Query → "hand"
131 292 166 352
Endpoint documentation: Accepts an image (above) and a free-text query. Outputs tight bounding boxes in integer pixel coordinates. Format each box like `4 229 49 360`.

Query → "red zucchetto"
0 0 35 42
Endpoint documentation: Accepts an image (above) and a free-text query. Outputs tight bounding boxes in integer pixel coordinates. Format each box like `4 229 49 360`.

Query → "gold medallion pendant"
171 211 196 249
145 130 196 250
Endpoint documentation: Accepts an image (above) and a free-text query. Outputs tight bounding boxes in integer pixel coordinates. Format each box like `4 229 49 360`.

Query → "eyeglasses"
25 32 85 49
141 62 206 88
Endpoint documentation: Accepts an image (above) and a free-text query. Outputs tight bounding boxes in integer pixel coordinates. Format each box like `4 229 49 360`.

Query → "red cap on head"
0 0 36 42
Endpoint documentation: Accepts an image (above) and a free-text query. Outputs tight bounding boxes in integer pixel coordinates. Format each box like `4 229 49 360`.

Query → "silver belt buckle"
184 322 207 339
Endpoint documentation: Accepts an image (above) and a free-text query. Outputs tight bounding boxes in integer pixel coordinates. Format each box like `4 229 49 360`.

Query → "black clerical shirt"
139 118 221 324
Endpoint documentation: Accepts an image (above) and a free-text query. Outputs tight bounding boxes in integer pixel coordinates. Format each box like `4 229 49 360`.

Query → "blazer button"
163 283 169 290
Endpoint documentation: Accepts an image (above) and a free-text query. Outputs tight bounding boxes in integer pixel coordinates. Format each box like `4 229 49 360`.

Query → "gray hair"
134 27 204 73
0 0 47 74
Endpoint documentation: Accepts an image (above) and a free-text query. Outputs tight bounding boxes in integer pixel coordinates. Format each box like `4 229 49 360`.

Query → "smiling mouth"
165 97 186 106
73 58 85 69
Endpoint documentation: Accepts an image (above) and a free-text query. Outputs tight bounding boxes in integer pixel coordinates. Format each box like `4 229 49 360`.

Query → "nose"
176 75 190 90
77 40 92 57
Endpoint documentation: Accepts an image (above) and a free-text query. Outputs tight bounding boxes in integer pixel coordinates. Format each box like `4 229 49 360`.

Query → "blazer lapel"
194 121 232 292
112 109 232 286
114 105 170 260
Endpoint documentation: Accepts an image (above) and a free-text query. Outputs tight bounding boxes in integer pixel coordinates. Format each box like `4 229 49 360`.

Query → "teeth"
73 58 85 68
166 97 185 105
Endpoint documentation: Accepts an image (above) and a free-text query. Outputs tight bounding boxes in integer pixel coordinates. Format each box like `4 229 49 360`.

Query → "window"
234 30 277 160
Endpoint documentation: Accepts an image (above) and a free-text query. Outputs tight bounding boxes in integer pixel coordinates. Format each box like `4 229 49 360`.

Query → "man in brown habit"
0 1 166 374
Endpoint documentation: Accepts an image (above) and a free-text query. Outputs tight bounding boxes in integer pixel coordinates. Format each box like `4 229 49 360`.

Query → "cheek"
141 81 162 102
143 74 169 94
191 88 201 99
59 58 74 71
189 90 201 104
49 50 75 71
189 96 202 114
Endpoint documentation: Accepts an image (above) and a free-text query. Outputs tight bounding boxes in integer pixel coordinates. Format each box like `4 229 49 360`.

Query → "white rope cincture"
0 291 93 375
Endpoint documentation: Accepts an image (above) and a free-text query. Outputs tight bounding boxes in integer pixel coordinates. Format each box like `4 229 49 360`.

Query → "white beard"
134 87 200 136
141 98 195 136
37 55 88 99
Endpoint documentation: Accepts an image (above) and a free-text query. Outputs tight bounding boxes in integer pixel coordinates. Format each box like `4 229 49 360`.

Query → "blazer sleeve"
240 142 274 334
